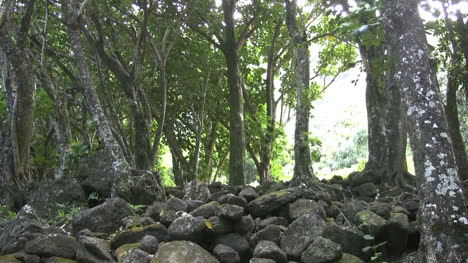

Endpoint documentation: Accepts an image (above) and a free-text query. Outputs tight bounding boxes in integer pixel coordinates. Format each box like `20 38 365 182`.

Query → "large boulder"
280 213 326 260
72 197 135 234
215 233 250 260
168 215 206 242
247 188 302 218
190 201 219 218
24 178 86 221
151 240 219 263
250 225 282 249
77 151 113 199
0 205 44 254
253 240 287 263
356 210 388 236
300 236 342 263
215 204 244 221
289 199 326 220
111 223 168 250
233 215 255 235
239 187 259 202
24 234 79 259
218 194 248 209
322 222 369 260
113 170 165 205
379 212 410 258
183 181 211 202
76 236 115 263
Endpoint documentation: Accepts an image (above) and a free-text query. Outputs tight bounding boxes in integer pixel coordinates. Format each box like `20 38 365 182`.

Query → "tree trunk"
285 0 317 186
64 0 132 197
223 0 246 186
384 1 468 261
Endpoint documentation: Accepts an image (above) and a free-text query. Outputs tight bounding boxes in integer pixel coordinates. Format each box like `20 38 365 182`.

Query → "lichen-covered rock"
338 200 368 225
115 243 140 262
215 204 244 221
301 236 342 263
250 225 282 250
247 188 302 218
72 197 135 234
215 233 250 260
218 194 248 209
159 209 179 226
24 234 79 259
239 187 259 202
111 223 168 250
151 240 219 263
289 199 326 220
257 217 288 230
165 197 188 212
144 201 165 222
253 240 287 263
322 222 369 261
140 235 159 254
213 244 240 263
280 213 326 260
356 210 388 236
183 181 211 202
168 215 206 242
353 182 378 199
120 248 150 263
368 202 391 219
190 201 219 218
335 253 365 263
0 205 43 254
76 236 115 263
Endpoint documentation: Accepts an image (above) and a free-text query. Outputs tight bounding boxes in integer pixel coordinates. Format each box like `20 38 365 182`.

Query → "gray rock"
13 251 40 263
166 197 188 212
120 248 149 263
140 235 159 254
340 200 368 225
215 204 244 221
239 187 259 202
76 236 115 263
207 216 233 235
77 150 113 198
168 215 206 242
257 217 288 230
152 240 219 263
253 240 287 263
247 188 302 218
233 215 255 235
187 200 205 212
280 213 326 260
368 202 392 219
354 182 378 198
160 209 179 226
336 253 365 263
183 181 211 202
24 234 79 259
322 222 369 261
249 259 276 263
113 170 165 205
289 199 326 220
381 212 409 257
111 223 168 250
190 201 219 219
72 197 135 234
301 236 342 263
213 244 240 263
250 225 282 250
215 233 250 259
144 201 165 222
0 205 43 254
218 194 248 209
356 210 388 236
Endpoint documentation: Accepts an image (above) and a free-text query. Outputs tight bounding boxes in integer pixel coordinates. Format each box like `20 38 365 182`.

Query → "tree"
285 0 318 186
384 0 467 261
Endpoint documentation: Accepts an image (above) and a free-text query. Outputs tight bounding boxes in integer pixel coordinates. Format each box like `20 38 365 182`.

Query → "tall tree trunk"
64 0 132 197
285 0 317 186
384 1 467 262
223 0 246 186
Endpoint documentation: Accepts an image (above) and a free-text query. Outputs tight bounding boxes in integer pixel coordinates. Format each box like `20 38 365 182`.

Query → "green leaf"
363 234 374 240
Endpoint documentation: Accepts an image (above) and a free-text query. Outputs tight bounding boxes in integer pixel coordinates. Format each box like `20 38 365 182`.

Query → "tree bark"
384 1 468 261
285 0 317 186
223 0 246 186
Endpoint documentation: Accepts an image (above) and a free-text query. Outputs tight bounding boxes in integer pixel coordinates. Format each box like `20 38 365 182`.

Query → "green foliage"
88 192 104 202
67 140 90 172
360 214 388 263
48 203 84 227
0 204 17 222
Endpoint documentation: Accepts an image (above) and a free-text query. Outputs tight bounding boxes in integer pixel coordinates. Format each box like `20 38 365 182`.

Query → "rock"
339 200 368 225
186 200 205 212
215 233 250 260
322 222 369 260
165 188 185 199
218 194 248 209
140 235 159 254
165 197 188 212
115 243 140 262
168 215 206 242
39 257 77 263
301 188 332 205
239 187 259 202
0 254 22 263
210 190 231 202
348 170 381 187
120 248 149 263
24 234 79 259
190 201 219 218
233 215 255 235
213 244 241 263
159 209 179 226
215 204 244 221
111 223 168 250
113 170 165 205
301 236 342 263
72 197 135 234
335 253 365 263
289 199 326 220
253 240 287 263
250 225 282 249
247 188 302 218
0 205 43 254
381 212 409 257
249 259 276 263
76 236 115 263
356 210 388 236
24 178 85 221
13 251 40 263
77 151 113 199
152 240 219 263
280 213 326 260
354 182 378 198
207 216 233 235
407 220 420 250
368 202 391 219
77 229 108 240
257 217 288 230
183 181 211 202
144 201 165 222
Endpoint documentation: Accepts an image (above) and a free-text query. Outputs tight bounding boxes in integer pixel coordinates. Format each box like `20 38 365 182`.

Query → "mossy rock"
0 254 22 263
115 242 140 261
336 253 365 263
247 188 302 218
111 222 168 249
42 257 77 263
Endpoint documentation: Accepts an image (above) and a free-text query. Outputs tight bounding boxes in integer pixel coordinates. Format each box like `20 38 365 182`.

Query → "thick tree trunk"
223 0 246 186
285 0 317 186
384 1 468 262
64 0 132 197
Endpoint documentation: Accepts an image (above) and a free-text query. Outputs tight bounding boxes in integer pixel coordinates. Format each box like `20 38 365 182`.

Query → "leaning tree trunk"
223 0 246 186
384 0 468 262
285 0 317 186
